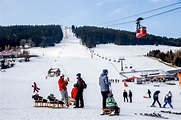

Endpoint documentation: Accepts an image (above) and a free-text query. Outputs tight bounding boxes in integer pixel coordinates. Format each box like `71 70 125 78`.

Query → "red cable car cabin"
136 26 147 38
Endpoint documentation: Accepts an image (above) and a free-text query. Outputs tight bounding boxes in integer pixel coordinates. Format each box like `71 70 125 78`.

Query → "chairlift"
136 17 147 38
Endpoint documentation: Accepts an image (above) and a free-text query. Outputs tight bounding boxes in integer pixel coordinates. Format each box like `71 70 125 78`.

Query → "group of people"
151 90 173 109
32 68 174 114
99 69 120 115
123 90 132 103
58 73 86 108
98 68 174 115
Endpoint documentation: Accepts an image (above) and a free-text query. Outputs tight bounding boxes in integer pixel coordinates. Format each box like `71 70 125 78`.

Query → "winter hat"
76 73 81 77
61 74 65 77
73 83 77 87
103 69 108 74
108 93 113 97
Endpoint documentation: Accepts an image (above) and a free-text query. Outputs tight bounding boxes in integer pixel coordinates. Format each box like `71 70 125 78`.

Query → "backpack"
82 80 87 89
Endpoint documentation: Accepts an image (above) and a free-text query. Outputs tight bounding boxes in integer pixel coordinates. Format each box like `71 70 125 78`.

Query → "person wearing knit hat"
99 69 111 109
74 73 86 108
58 74 69 107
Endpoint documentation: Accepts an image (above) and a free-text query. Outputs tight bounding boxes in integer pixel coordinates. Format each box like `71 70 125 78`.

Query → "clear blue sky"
0 0 181 38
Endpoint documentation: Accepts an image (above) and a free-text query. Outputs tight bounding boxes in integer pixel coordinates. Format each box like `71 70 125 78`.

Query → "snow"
1 28 181 120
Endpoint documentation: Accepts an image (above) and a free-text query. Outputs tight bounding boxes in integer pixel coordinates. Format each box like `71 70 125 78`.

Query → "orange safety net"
178 72 181 86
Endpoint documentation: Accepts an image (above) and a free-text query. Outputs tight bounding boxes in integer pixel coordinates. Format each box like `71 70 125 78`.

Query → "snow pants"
163 102 173 109
101 91 110 108
152 98 161 107
60 90 68 104
75 91 84 108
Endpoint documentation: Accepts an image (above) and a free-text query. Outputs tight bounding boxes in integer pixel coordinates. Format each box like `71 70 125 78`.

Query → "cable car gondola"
136 17 147 38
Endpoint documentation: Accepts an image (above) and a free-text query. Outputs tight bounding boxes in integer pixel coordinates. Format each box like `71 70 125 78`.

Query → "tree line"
147 49 181 67
72 26 181 48
0 25 63 51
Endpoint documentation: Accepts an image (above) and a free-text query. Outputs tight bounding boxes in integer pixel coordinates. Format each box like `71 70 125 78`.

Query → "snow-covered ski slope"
1 28 181 120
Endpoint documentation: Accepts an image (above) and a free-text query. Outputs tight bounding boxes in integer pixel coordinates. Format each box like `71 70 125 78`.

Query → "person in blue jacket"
163 91 173 109
151 90 162 107
99 69 111 109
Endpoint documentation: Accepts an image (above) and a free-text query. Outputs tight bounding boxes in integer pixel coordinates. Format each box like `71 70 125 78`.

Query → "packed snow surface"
1 28 181 120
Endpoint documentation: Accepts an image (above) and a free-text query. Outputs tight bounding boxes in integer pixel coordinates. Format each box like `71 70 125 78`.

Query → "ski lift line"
98 2 181 26
106 6 181 27
109 62 128 79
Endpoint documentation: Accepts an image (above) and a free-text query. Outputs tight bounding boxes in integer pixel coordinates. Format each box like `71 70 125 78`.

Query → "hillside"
1 28 181 120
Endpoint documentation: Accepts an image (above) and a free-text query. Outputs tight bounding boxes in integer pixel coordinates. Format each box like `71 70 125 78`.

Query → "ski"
160 110 181 115
136 112 168 119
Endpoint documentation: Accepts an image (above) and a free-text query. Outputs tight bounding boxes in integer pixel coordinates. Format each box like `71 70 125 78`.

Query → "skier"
123 90 128 102
74 73 86 108
163 91 173 109
128 90 132 103
147 89 151 98
99 69 111 109
151 90 161 107
32 82 40 93
58 74 69 107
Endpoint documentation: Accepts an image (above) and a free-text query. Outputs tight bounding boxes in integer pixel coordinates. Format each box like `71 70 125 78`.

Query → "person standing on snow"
99 69 111 109
58 74 69 107
151 90 161 107
74 73 86 108
128 90 132 103
123 90 128 102
147 89 151 98
163 91 173 109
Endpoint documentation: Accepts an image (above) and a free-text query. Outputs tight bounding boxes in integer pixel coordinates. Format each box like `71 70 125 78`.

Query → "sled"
47 99 64 108
101 107 120 116
33 97 48 107
143 96 149 98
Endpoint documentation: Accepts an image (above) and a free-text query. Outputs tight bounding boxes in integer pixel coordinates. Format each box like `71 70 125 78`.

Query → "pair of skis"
135 112 168 119
160 110 181 115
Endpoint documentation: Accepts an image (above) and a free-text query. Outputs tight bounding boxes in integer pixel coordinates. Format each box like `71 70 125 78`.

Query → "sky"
0 0 181 38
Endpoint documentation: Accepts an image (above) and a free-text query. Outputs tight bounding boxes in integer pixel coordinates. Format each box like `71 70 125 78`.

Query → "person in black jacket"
147 89 151 98
128 90 132 103
151 90 161 107
74 73 86 108
123 90 128 102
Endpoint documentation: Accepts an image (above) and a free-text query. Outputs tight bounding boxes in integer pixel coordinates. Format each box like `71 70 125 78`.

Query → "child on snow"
68 83 78 105
163 91 173 109
105 93 120 115
32 82 40 93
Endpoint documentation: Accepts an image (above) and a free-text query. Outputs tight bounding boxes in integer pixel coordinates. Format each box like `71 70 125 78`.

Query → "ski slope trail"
0 28 181 120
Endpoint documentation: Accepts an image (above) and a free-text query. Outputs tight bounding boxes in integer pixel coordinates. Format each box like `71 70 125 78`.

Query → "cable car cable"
144 6 181 20
106 6 181 27
98 2 181 26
